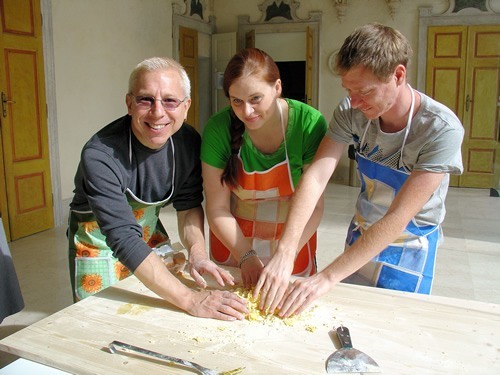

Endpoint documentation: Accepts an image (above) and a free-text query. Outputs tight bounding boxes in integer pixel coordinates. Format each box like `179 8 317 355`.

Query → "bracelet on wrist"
238 249 257 268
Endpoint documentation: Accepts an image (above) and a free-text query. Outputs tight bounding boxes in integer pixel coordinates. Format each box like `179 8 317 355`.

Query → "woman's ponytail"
220 111 245 188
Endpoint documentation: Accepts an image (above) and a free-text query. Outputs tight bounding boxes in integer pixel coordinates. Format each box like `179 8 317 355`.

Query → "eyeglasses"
129 94 188 111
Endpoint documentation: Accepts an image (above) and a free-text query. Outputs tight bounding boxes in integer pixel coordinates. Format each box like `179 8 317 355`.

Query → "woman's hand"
240 255 265 289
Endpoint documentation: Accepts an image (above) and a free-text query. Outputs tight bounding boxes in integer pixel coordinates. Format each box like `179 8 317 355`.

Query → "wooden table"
1 269 499 374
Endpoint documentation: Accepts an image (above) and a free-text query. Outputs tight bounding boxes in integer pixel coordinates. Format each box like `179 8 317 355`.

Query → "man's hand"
188 258 236 288
186 289 249 321
253 249 295 314
276 273 332 318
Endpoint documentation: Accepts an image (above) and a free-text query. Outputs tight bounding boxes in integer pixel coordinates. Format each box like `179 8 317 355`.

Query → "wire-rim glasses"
129 94 188 111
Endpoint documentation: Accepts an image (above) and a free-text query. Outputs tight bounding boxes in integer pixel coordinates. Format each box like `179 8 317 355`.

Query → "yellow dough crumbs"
305 325 317 332
233 287 299 326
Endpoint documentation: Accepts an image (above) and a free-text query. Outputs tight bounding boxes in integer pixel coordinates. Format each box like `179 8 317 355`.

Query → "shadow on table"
91 272 218 314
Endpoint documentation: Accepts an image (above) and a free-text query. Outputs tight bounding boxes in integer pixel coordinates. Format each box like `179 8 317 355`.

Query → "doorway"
0 0 54 241
426 24 499 189
418 6 500 190
173 5 215 134
179 26 199 131
275 61 306 103
237 1 321 108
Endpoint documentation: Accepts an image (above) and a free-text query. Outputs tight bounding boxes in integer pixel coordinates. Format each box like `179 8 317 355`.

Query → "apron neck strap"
277 98 289 159
359 84 415 168
399 84 415 170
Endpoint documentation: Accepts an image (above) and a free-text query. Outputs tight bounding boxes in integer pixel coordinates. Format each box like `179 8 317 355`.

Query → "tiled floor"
1 183 499 368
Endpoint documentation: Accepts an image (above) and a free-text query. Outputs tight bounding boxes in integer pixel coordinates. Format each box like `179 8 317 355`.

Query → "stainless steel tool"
325 326 380 373
109 340 217 375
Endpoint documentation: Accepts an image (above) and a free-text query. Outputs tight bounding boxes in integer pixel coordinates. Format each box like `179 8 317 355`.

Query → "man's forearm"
278 137 345 255
134 252 195 310
278 175 326 255
177 206 206 261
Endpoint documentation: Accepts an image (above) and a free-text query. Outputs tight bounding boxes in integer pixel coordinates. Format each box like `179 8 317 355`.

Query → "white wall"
50 0 174 201
48 0 498 208
212 0 453 184
256 32 306 61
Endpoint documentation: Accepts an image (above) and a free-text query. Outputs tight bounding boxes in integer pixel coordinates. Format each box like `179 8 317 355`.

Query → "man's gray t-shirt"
326 91 464 227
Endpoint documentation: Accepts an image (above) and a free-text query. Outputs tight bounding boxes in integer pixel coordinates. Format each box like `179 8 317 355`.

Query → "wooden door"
245 30 255 49
179 26 198 131
426 25 500 188
0 0 53 241
461 25 500 188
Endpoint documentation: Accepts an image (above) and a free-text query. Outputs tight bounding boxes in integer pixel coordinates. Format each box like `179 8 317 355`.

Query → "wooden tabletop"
1 269 499 374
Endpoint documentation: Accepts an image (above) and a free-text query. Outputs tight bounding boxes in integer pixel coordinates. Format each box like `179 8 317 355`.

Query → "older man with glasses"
68 57 248 321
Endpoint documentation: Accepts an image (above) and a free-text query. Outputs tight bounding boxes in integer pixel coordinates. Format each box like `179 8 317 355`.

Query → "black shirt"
70 115 203 270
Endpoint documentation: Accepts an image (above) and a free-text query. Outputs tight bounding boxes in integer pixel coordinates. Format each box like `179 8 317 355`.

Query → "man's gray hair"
128 57 191 97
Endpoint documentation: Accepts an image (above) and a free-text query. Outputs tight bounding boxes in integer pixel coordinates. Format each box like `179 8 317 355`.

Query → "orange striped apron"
210 104 317 276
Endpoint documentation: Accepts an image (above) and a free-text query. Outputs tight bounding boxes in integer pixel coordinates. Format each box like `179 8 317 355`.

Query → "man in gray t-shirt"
253 23 464 317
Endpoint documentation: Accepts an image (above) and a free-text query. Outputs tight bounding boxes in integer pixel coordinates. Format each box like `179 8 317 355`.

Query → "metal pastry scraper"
325 326 380 373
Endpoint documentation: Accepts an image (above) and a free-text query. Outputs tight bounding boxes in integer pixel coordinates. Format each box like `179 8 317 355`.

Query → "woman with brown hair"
201 48 327 288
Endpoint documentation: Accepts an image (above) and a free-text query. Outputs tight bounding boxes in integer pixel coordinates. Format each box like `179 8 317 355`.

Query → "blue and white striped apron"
343 86 439 294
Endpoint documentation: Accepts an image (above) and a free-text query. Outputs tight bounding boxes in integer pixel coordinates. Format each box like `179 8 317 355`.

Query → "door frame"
179 26 199 130
417 4 499 91
172 2 215 132
172 4 215 62
236 0 321 108
40 0 63 226
0 0 63 233
417 4 500 191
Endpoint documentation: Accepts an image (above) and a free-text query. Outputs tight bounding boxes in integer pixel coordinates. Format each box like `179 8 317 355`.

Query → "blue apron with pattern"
68 134 173 301
343 86 439 294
